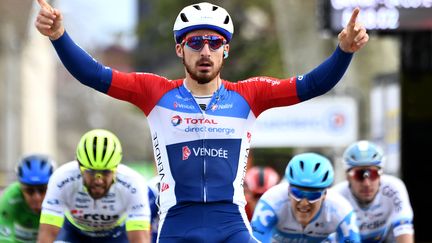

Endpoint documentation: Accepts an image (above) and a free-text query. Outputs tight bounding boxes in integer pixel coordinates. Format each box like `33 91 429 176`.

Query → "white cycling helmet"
173 2 234 44
343 140 384 170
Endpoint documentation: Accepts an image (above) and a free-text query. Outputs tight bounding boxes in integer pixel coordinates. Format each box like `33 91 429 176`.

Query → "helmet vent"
92 137 98 157
313 163 321 172
25 159 31 170
193 5 201 10
372 153 378 159
104 143 116 168
322 171 329 183
40 160 47 169
224 16 230 24
102 137 108 157
83 140 92 166
289 167 294 179
212 6 218 11
300 160 304 171
258 167 265 186
180 13 189 23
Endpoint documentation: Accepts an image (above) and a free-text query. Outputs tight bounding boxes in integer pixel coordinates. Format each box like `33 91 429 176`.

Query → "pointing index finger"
348 7 360 27
37 0 52 10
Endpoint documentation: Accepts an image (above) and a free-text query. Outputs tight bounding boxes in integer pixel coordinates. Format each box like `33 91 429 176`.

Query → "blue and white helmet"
285 153 334 189
16 154 56 185
343 140 384 170
173 2 234 44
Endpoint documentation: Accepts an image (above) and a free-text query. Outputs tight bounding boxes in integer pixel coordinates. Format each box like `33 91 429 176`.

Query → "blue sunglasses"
182 35 226 52
289 186 325 203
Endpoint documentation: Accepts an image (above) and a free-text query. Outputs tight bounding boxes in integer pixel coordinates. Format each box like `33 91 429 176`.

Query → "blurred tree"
134 0 284 81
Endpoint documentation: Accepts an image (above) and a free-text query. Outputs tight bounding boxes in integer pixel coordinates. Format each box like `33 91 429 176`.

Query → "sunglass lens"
208 38 224 50
187 38 205 51
185 36 225 51
290 187 323 203
352 168 380 181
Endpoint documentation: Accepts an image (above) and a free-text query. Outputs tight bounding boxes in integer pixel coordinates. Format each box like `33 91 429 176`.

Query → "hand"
34 0 64 40
338 7 369 53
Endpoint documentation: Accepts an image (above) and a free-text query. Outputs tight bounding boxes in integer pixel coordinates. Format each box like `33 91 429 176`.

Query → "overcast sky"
57 0 138 50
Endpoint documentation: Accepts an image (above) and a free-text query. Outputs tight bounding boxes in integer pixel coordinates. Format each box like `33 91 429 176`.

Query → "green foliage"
134 0 284 81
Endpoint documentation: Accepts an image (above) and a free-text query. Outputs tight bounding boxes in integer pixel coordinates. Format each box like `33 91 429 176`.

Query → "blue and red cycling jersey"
51 31 353 215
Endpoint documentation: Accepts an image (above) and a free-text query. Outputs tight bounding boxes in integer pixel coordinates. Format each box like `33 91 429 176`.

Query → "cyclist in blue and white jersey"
251 153 361 243
332 141 414 243
35 1 369 241
37 129 151 243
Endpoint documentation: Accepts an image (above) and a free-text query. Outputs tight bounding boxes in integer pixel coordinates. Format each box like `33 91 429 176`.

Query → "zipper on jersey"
202 119 207 203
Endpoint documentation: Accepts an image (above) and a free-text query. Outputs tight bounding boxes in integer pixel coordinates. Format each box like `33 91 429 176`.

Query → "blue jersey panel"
166 138 241 203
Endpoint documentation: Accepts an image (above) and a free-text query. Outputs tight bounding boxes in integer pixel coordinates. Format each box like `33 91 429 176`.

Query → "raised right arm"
35 0 113 93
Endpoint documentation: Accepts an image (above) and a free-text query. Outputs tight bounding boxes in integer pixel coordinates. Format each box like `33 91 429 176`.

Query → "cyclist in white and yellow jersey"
37 129 151 243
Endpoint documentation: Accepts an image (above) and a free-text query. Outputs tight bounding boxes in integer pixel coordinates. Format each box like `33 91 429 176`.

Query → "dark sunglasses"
348 167 382 182
289 186 325 204
182 35 226 52
22 185 47 195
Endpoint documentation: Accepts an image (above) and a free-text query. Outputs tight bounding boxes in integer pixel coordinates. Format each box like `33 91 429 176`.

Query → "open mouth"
296 207 311 214
197 59 213 70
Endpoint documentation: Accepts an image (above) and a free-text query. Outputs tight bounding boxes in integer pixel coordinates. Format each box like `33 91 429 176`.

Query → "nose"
93 174 105 185
31 191 44 201
200 43 211 56
298 198 310 206
361 177 372 186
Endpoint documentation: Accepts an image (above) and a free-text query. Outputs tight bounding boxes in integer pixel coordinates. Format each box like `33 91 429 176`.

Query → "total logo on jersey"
171 115 235 135
182 146 229 160
171 115 219 126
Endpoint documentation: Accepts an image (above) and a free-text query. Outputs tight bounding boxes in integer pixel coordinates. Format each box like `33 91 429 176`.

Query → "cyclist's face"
176 30 228 85
347 166 381 204
289 187 326 227
21 184 47 213
81 168 115 199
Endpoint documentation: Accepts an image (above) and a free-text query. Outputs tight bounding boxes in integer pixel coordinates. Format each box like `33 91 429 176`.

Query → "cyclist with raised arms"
37 129 151 243
35 0 368 241
332 140 414 242
0 154 55 242
251 153 361 243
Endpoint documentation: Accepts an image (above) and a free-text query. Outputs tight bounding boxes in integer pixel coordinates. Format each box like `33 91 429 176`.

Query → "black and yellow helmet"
76 129 122 170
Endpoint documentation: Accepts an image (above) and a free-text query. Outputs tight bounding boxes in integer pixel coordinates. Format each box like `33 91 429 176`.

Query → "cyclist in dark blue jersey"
35 1 369 242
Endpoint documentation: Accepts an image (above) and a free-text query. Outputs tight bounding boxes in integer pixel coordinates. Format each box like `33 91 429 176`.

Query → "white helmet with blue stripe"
173 2 234 44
